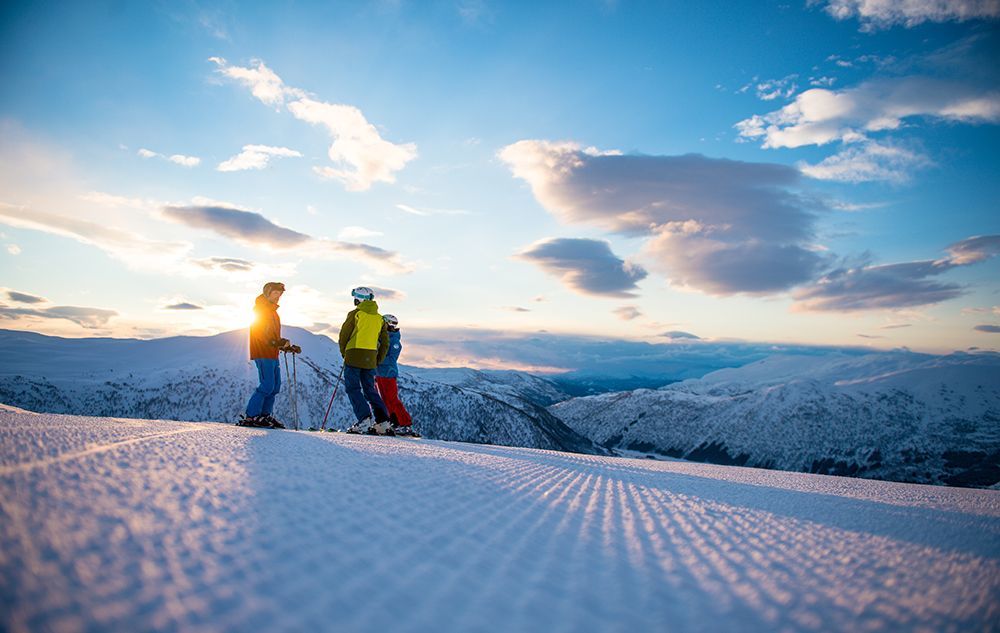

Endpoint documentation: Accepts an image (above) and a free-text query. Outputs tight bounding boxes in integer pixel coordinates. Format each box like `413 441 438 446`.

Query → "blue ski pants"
344 364 389 423
246 358 281 417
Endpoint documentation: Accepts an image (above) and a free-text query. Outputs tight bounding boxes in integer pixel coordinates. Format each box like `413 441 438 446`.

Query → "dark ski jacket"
339 300 389 370
376 329 402 378
249 294 282 360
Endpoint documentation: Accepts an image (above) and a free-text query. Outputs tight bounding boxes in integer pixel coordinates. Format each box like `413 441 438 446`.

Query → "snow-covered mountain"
550 351 1000 487
0 328 601 455
403 366 570 406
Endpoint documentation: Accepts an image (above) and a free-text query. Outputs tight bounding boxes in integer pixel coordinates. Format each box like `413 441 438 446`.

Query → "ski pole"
283 352 293 429
292 352 299 430
320 364 346 431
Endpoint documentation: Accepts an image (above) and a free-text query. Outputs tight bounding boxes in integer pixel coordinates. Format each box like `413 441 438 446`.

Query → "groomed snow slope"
1 409 998 632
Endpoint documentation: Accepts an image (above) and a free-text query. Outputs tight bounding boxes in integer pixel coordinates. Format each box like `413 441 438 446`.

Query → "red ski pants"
375 377 412 426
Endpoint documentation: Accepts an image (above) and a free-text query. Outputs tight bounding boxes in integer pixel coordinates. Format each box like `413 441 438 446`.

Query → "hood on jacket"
255 294 278 310
356 299 379 314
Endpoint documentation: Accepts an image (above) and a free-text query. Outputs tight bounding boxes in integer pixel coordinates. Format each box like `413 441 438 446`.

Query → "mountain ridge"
550 350 1000 487
0 328 602 455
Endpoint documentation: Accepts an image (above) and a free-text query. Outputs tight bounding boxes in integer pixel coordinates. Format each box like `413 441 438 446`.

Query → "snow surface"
2 408 998 632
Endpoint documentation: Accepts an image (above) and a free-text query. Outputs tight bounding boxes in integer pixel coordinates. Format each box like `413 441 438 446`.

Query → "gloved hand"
275 337 290 349
289 344 302 354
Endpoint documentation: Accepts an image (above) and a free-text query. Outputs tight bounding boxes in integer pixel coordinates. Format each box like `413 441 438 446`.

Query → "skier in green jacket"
339 286 392 434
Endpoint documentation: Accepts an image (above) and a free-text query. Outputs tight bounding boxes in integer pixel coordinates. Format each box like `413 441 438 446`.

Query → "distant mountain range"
550 351 1000 488
0 328 602 455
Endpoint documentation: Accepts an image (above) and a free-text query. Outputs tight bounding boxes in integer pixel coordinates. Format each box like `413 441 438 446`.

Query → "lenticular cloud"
515 237 647 298
499 140 827 296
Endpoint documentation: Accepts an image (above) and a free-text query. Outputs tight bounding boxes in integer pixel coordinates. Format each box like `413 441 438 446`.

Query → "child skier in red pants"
375 314 417 437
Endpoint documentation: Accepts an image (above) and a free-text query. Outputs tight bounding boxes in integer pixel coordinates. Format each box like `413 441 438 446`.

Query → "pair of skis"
304 424 421 437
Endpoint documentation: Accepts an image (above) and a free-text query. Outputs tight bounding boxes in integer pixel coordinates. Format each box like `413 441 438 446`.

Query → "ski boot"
237 414 271 428
346 417 374 434
236 414 255 427
394 425 420 438
261 414 285 429
372 420 394 436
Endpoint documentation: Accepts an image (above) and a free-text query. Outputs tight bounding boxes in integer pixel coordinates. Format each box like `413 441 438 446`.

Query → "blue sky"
1 0 998 368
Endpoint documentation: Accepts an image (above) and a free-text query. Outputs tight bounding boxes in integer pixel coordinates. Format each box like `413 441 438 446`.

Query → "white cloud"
367 286 407 301
799 140 932 183
160 204 310 249
736 77 1000 149
793 235 1000 311
499 140 829 296
187 256 297 281
661 330 701 340
499 140 801 236
817 0 1000 30
396 204 428 216
169 154 201 167
0 202 192 271
217 144 302 172
614 306 642 320
394 203 471 216
211 58 417 190
945 234 1000 265
854 54 897 67
0 304 118 329
828 200 892 212
209 57 304 108
161 202 417 275
290 98 418 191
137 148 201 167
6 244 20 255
3 289 46 304
755 75 798 101
0 128 292 282
515 237 648 298
338 226 384 241
190 256 256 273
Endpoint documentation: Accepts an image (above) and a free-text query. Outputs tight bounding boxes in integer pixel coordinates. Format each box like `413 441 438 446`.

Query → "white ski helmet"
383 314 399 329
351 286 375 301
